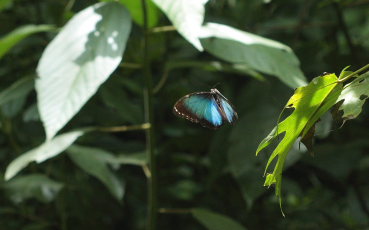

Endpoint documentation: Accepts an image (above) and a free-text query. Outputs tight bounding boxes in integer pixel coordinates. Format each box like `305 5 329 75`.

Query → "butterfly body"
173 88 238 129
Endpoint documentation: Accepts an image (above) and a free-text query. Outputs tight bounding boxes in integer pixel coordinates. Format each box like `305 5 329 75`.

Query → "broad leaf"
5 130 84 180
192 208 247 230
151 0 208 51
337 71 369 120
0 25 54 59
67 145 125 200
36 2 132 139
256 74 343 211
3 174 63 203
200 23 307 88
115 152 147 166
0 0 12 11
0 77 34 106
119 0 159 27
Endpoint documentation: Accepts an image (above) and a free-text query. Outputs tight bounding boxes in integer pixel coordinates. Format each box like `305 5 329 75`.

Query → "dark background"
1 0 369 229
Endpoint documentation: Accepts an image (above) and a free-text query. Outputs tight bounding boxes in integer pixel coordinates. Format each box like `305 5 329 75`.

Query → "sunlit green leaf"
119 0 159 27
256 74 342 210
5 130 84 180
192 208 247 230
337 71 369 120
151 0 208 51
3 174 63 203
67 145 125 200
200 23 307 88
0 25 54 60
0 0 12 11
36 2 132 139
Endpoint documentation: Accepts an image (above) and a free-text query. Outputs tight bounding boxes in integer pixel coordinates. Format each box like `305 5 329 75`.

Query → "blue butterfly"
173 88 238 129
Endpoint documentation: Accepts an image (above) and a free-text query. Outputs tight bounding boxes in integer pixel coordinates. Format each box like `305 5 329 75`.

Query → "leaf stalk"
141 0 158 230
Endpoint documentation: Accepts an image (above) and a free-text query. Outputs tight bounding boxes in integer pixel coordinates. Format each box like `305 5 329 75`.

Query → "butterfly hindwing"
173 92 223 129
219 97 238 123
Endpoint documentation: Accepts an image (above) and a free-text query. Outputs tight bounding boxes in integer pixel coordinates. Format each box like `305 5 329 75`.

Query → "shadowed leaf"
192 208 247 230
200 23 307 88
0 25 54 59
3 174 63 203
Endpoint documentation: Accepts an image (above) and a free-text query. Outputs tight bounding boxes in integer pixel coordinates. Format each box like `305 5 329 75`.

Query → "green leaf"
256 74 343 211
199 23 307 88
151 0 208 51
0 0 12 11
5 130 84 180
36 2 132 139
192 208 247 230
115 152 147 166
0 25 54 60
119 0 159 27
67 145 125 200
3 174 63 203
0 77 34 106
337 71 369 120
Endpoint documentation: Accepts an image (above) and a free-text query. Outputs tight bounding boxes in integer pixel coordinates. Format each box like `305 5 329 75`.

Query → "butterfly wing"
173 92 223 129
218 95 238 124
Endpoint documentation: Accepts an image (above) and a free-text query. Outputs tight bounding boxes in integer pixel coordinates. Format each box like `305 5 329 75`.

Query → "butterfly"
173 88 238 129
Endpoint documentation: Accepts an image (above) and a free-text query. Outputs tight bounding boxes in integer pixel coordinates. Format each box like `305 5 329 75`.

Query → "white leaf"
200 23 307 88
151 0 208 51
5 130 84 180
36 2 132 139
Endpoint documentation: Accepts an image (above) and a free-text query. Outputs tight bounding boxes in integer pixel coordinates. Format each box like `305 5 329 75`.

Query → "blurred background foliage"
0 0 369 229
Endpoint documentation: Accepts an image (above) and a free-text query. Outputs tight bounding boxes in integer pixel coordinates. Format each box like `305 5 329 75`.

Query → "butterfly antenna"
211 82 221 89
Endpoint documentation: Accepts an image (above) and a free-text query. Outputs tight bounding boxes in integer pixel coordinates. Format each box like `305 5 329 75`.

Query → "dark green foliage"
1 0 369 229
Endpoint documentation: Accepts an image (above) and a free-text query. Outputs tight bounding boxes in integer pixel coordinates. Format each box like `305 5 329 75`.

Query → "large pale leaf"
0 25 54 59
151 0 208 51
67 145 125 200
200 23 307 88
5 130 84 180
192 209 247 230
0 77 34 106
3 174 63 203
256 74 342 210
36 2 132 139
337 71 369 120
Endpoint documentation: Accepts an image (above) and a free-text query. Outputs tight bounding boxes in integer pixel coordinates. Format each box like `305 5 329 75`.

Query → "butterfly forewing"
173 92 223 129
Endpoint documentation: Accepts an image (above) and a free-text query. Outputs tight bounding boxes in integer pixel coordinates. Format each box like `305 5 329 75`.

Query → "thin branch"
158 208 191 214
150 25 176 33
97 123 151 132
153 66 170 94
338 63 369 83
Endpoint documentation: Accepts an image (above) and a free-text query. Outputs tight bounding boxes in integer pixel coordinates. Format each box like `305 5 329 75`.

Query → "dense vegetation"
1 0 369 229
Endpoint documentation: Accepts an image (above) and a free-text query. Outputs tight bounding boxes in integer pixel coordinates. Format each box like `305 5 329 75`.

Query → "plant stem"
98 123 151 132
150 25 176 33
141 0 158 230
338 63 369 82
